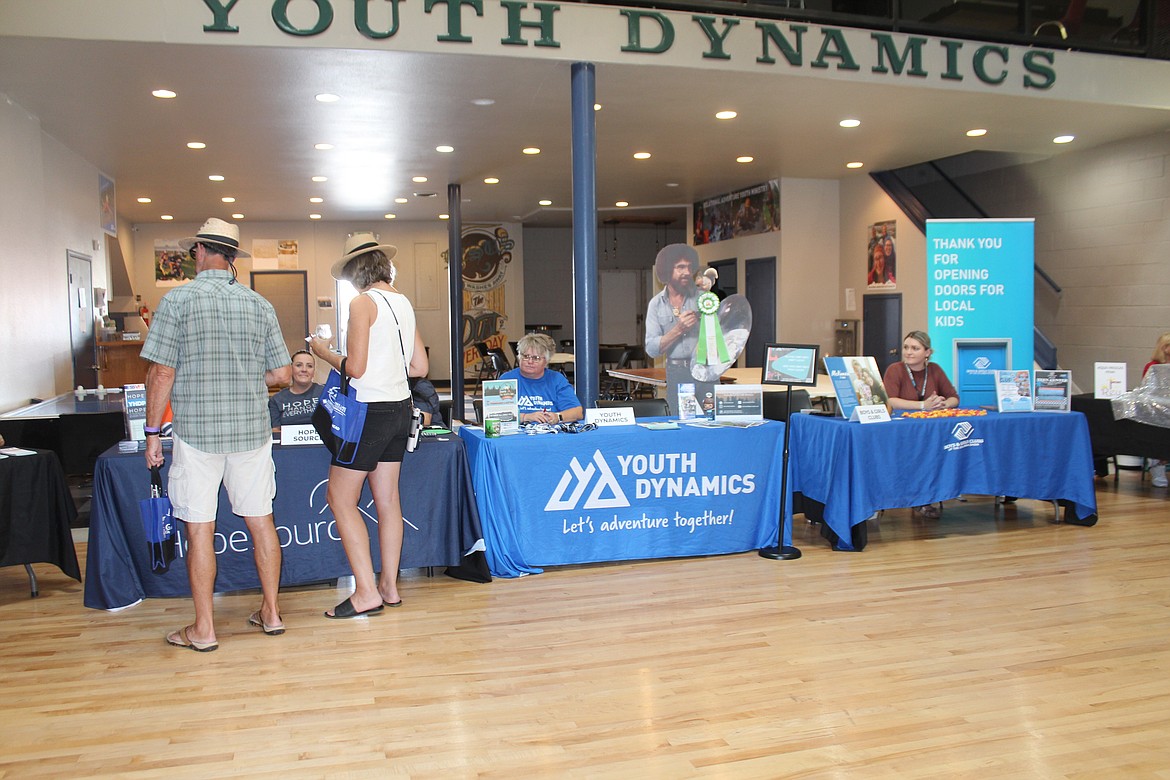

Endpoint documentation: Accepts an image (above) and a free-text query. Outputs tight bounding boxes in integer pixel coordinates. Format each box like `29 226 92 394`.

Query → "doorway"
67 251 97 388
251 271 309 363
862 293 902 375
744 256 776 367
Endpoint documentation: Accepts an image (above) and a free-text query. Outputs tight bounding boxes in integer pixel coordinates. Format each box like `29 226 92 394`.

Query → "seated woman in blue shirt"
499 332 584 424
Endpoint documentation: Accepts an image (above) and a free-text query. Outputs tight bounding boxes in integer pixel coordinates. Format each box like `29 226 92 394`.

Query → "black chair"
487 347 512 375
596 398 669 418
598 346 630 400
472 398 483 424
761 389 812 422
437 398 455 428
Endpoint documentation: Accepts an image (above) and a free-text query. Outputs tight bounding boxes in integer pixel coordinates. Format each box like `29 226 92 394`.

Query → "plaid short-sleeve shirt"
141 269 291 453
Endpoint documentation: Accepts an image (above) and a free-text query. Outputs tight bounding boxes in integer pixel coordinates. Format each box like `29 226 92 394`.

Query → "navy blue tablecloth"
788 411 1099 551
84 436 484 609
459 420 787 577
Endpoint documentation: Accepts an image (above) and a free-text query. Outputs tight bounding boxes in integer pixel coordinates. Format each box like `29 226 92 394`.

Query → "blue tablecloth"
459 420 787 577
84 436 484 610
788 411 1099 551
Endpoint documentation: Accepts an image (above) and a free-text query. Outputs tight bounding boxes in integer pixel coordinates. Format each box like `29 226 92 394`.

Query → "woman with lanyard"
882 330 960 518
309 233 428 618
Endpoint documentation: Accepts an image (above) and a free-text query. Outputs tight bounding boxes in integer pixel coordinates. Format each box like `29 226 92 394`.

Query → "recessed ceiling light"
436 145 455 153
152 89 176 99
594 103 602 111
187 142 206 150
394 197 409 204
221 197 236 203
231 213 244 219
311 175 328 182
315 93 340 103
161 214 174 220
439 214 450 220
839 118 861 128
715 110 737 120
1054 135 1075 144
309 213 322 220
615 201 629 208
484 177 500 184
523 147 541 155
633 152 651 160
412 176 428 183
137 197 152 203
736 156 754 163
384 213 396 219
208 174 225 182
309 197 324 203
471 98 495 106
538 199 553 206
846 161 864 169
665 182 679 188
966 128 988 137
314 143 334 150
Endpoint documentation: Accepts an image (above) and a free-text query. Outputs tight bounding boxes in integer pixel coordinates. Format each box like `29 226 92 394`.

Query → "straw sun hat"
330 233 398 281
177 217 251 258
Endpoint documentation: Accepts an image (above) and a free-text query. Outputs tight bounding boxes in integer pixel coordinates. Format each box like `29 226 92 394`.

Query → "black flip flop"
324 597 384 619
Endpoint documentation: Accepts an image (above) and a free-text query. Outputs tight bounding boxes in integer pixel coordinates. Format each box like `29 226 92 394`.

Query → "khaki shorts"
168 435 276 523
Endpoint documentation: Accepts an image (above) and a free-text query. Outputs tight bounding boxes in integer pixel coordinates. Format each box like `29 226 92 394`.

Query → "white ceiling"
2 34 1170 229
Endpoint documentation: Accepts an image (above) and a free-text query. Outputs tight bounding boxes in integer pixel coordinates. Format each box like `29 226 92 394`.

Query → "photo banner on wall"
693 180 780 246
925 219 1034 409
461 225 514 373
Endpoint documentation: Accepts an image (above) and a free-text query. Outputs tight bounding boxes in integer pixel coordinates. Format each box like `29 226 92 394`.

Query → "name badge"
852 404 892 424
280 424 323 446
585 407 636 427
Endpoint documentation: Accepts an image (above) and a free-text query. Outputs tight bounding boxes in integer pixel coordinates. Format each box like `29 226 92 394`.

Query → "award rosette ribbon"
695 290 730 366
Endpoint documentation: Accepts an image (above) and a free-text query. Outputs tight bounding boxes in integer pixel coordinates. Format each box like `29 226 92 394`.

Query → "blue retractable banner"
925 219 1034 408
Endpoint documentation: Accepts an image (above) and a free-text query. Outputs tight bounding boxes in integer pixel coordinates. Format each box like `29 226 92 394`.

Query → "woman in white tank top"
309 233 429 619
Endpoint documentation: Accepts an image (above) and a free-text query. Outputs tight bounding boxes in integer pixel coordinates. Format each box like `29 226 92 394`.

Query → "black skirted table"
84 435 485 610
0 449 82 595
1070 394 1170 476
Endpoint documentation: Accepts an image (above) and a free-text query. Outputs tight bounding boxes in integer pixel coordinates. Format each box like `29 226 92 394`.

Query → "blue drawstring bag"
139 465 177 573
311 357 368 465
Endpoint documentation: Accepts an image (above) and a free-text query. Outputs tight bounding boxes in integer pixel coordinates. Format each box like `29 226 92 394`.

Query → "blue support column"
447 183 465 420
571 62 599 409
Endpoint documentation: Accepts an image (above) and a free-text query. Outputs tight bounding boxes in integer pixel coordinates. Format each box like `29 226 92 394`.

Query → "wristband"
557 412 563 422
920 401 925 411
144 426 161 434
144 430 161 437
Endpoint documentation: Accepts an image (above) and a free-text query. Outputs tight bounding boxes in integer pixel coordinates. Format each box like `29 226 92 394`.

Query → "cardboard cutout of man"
644 244 714 416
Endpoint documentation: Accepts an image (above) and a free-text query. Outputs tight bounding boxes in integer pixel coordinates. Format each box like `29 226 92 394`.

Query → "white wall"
0 93 109 412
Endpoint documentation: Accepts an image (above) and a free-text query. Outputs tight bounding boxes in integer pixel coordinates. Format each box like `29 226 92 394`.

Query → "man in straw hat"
142 218 292 651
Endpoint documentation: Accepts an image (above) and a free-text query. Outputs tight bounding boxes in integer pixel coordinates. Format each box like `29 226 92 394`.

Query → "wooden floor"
3 475 1170 778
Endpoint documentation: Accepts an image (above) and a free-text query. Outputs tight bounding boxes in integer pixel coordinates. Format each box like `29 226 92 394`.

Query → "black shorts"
333 399 412 472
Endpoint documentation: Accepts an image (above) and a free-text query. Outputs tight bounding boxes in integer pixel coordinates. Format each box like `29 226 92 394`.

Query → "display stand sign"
824 356 888 421
482 379 521 434
585 406 636 427
123 383 146 441
1034 370 1072 412
925 219 1034 409
280 424 323 446
1094 362 1127 399
995 369 1034 412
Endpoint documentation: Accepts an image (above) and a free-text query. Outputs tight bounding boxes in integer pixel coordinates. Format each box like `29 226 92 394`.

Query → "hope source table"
83 436 485 610
459 420 788 577
787 411 1099 552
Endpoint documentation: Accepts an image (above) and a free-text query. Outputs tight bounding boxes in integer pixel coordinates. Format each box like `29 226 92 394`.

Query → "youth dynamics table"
787 411 1099 551
459 420 788 577
84 435 485 610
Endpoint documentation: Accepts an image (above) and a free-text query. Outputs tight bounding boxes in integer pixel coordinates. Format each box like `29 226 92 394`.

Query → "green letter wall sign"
272 0 334 36
202 0 241 32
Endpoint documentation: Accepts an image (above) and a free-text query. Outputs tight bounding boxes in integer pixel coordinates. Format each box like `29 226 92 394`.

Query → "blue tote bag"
138 465 177 573
311 357 368 465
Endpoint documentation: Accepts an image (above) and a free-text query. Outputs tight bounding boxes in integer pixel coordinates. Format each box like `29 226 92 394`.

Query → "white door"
599 269 647 345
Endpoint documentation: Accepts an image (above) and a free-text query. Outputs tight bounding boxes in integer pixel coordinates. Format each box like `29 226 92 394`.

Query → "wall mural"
461 225 514 373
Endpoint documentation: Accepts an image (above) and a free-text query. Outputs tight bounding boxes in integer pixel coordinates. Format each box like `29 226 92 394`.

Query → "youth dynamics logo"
545 450 631 511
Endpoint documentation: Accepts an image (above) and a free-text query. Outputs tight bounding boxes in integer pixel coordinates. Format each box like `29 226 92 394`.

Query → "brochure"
482 379 521 434
676 382 701 420
1033 369 1072 412
823 356 889 421
994 369 1034 412
1094 362 1127 399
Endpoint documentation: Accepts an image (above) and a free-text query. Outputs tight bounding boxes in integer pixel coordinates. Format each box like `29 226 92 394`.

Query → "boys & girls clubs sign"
926 219 1034 409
